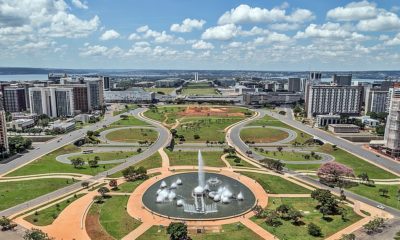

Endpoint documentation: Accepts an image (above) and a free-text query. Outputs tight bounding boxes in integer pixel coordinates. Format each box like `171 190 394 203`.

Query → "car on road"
377 204 385 210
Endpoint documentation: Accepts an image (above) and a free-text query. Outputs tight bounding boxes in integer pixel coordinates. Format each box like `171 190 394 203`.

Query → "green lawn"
167 150 226 167
111 116 150 127
144 106 186 125
0 179 74 211
252 197 362 240
347 184 400 210
68 151 137 162
239 171 311 194
286 164 322 171
24 194 85 226
115 179 147 193
6 145 119 176
248 115 312 144
318 144 397 179
181 82 218 96
90 196 141 239
109 152 163 178
225 155 256 168
259 150 323 162
241 128 289 143
137 222 263 240
105 128 158 143
145 88 175 95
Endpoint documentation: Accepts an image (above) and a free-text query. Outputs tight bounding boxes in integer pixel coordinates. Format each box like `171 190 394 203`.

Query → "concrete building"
29 87 75 118
365 87 389 114
332 74 352 86
51 120 76 132
104 88 155 103
288 78 301 92
243 92 302 105
48 73 67 83
2 87 27 112
155 79 182 88
86 79 104 110
11 112 38 121
6 119 35 130
384 86 400 157
328 124 360 133
305 85 363 118
102 76 110 91
0 110 8 152
315 114 341 127
309 72 322 85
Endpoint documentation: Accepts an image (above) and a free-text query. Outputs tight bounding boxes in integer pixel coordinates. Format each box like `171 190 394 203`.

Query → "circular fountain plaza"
141 151 257 220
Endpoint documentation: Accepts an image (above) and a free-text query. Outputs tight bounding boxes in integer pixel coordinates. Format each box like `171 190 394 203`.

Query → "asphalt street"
0 108 171 217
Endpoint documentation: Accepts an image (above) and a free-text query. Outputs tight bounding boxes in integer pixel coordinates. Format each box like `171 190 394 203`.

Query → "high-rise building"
384 85 400 157
2 87 27 112
86 79 104 110
332 74 352 86
0 110 8 153
309 72 322 85
305 85 363 118
365 87 389 114
102 76 110 91
288 78 301 92
29 87 75 117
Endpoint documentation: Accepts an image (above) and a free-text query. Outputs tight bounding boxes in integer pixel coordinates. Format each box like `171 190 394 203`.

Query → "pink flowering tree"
317 162 355 184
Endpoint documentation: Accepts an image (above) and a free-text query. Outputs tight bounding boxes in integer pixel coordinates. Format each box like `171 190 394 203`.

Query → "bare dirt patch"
180 106 244 117
85 211 113 240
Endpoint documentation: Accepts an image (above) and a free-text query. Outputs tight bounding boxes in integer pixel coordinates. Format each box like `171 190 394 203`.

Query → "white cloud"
202 24 240 40
128 33 141 40
80 44 123 57
269 23 301 31
192 40 214 50
100 29 120 41
357 11 400 31
295 22 366 40
327 1 378 21
170 18 206 32
385 33 400 45
137 25 150 33
71 0 88 9
218 4 314 25
253 32 291 45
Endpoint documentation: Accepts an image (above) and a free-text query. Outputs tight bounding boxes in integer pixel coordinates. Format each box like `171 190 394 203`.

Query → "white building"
365 87 389 114
104 88 155 103
384 85 400 157
305 85 363 118
6 119 35 130
29 87 75 118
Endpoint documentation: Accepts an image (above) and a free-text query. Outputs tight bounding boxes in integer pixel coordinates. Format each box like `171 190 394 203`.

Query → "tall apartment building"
364 87 389 114
86 79 104 110
332 74 352 86
309 72 322 85
29 87 75 117
2 87 27 112
102 76 110 90
288 78 301 92
0 110 8 153
384 86 400 157
305 85 363 118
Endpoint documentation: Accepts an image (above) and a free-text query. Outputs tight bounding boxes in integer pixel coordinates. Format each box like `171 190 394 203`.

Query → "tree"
23 228 53 240
261 158 285 172
375 125 385 136
311 189 341 216
97 187 110 197
166 222 189 240
317 162 354 184
223 147 236 156
93 195 103 203
8 136 32 154
358 172 370 184
109 179 118 190
276 204 291 219
86 130 94 137
70 158 84 168
288 208 303 224
277 146 283 152
0 216 16 231
253 205 266 218
81 181 89 188
363 218 385 234
308 223 322 237
341 233 356 240
264 210 282 227
122 166 147 181
379 188 389 197
193 134 200 140
88 159 98 168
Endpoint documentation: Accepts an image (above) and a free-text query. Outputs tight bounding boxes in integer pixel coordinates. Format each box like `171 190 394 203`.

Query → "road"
226 108 400 217
0 108 171 217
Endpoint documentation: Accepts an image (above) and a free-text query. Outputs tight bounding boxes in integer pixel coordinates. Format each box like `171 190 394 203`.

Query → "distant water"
0 74 48 81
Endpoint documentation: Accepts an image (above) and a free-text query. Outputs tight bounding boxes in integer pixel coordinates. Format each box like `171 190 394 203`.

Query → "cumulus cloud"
385 33 400 45
192 40 214 50
71 0 88 9
132 25 182 44
202 24 241 40
100 29 120 40
327 1 378 21
80 44 123 57
357 11 400 31
170 18 206 32
295 22 366 40
218 4 314 25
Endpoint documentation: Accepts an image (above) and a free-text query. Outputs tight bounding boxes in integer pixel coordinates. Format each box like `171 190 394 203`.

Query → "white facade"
384 87 400 157
365 87 388 113
29 87 75 118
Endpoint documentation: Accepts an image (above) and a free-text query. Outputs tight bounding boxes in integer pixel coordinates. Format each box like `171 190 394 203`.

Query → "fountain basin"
142 172 256 220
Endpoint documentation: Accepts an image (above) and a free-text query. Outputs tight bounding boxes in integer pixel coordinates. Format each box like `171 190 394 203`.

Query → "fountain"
142 150 256 219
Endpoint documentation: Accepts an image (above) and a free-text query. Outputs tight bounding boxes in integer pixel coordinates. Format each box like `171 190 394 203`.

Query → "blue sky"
1 0 400 71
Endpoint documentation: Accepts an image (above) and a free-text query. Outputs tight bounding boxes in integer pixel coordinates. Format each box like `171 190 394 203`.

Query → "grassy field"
90 196 141 239
167 150 226 167
111 115 150 127
248 115 312 144
286 164 322 171
252 197 362 240
105 128 158 143
24 194 85 226
68 151 137 162
115 179 147 193
145 88 175 95
113 104 138 116
109 152 162 178
137 222 263 240
144 106 186 124
181 82 218 96
347 184 400 210
225 155 256 168
6 145 119 176
239 171 311 194
259 150 323 162
318 144 397 179
240 127 289 143
0 179 73 211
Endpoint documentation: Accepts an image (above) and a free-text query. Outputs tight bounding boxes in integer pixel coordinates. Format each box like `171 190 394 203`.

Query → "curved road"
227 108 400 217
0 108 171 217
